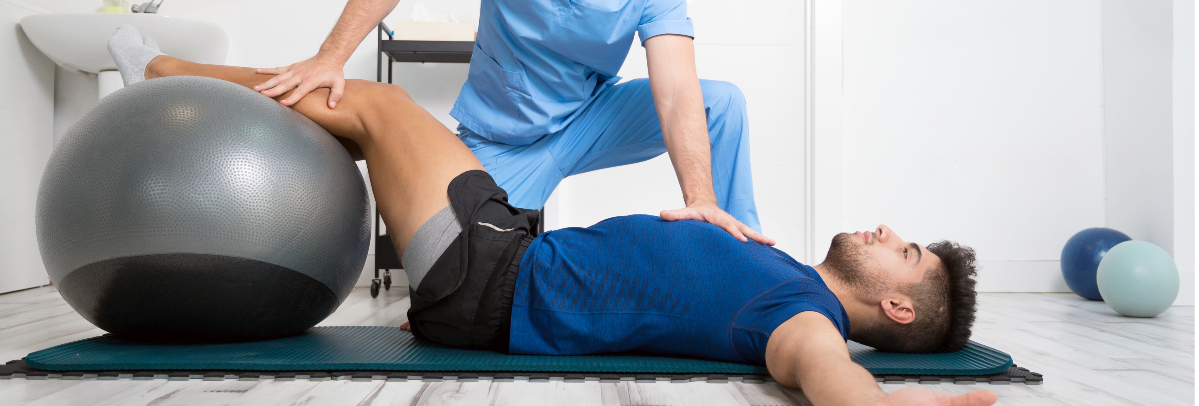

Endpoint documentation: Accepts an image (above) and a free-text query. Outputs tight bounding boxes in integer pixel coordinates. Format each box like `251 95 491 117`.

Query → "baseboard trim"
976 260 1070 293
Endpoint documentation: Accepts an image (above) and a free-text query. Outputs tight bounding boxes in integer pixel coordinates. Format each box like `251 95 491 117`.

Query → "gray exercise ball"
36 76 371 342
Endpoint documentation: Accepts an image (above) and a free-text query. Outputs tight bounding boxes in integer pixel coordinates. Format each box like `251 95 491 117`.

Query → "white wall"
1177 0 1196 307
837 0 1105 292
830 0 1193 302
0 0 55 293
1103 0 1194 305
812 0 844 265
1103 0 1175 267
550 0 810 260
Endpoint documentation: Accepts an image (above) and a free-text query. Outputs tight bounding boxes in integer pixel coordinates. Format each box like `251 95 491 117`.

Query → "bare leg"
145 55 484 254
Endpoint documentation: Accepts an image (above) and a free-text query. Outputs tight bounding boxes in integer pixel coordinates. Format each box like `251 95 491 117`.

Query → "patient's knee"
346 80 423 131
346 79 414 103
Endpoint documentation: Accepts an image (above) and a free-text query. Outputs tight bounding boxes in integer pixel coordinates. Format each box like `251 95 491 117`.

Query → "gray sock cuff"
107 24 163 86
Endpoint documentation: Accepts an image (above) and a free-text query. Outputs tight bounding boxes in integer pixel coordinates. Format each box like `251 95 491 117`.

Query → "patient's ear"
880 294 915 325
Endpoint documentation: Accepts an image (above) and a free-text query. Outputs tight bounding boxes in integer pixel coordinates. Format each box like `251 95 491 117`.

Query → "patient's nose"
876 225 896 244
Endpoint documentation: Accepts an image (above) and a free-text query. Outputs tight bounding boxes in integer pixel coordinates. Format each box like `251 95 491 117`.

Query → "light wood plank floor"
0 286 1191 405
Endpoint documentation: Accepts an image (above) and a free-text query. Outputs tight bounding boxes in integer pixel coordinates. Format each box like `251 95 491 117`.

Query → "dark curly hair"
856 240 979 353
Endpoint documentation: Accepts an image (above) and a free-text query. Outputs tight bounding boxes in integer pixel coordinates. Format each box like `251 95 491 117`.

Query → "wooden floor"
0 286 1192 405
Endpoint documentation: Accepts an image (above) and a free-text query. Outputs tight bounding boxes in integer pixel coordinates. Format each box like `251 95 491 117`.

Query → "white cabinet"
0 1 54 293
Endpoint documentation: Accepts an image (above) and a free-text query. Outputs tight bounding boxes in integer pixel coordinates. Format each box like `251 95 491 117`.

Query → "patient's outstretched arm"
766 312 998 406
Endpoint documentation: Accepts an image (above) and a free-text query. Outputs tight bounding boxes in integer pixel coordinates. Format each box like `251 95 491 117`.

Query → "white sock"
143 35 160 52
107 24 163 86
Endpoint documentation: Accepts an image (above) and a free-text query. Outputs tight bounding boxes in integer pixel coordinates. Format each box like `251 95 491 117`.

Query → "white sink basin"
19 13 228 75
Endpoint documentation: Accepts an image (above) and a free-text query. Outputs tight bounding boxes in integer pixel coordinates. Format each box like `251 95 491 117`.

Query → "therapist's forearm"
661 83 717 205
647 36 717 206
318 0 403 64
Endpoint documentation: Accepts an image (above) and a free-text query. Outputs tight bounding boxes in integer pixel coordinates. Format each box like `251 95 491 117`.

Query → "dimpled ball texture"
1096 241 1179 318
35 76 371 342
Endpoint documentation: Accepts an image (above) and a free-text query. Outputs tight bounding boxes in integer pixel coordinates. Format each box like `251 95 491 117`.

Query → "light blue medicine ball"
1096 241 1179 317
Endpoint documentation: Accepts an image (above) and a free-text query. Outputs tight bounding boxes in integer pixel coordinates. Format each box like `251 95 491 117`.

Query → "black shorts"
406 170 539 351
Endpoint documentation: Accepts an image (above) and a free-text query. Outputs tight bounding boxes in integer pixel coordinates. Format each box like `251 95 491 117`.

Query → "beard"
821 233 888 297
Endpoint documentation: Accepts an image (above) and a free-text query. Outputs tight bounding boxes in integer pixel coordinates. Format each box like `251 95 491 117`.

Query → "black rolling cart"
368 23 472 298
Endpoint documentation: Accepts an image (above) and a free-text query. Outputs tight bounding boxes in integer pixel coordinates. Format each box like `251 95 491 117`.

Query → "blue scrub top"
451 0 695 145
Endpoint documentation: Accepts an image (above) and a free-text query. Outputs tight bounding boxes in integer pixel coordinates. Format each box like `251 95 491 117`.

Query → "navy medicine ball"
1061 227 1131 300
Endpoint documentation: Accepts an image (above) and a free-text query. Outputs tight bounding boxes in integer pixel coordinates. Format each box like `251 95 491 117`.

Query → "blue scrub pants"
458 78 761 232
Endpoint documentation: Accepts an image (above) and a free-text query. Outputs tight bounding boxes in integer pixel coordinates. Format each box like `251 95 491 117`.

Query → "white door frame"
805 0 845 265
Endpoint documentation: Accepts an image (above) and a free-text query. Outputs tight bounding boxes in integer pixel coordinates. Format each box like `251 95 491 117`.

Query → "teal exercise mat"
26 326 1012 376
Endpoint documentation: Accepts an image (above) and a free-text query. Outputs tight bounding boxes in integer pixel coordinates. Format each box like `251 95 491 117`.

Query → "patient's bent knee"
346 79 414 102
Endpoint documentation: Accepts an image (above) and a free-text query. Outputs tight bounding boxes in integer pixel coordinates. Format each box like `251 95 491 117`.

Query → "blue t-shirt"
509 215 850 365
451 0 695 145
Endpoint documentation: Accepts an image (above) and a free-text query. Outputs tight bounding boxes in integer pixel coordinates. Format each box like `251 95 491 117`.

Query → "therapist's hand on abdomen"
661 202 775 246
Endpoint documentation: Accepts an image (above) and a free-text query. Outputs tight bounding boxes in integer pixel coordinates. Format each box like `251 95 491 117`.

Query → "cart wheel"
370 279 381 298
384 273 392 290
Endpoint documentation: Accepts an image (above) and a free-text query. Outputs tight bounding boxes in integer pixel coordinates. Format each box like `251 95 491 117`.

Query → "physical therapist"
252 0 773 245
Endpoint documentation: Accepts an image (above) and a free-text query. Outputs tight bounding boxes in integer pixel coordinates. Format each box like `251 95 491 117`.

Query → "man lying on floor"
119 28 996 406
385 122 996 406
399 173 996 406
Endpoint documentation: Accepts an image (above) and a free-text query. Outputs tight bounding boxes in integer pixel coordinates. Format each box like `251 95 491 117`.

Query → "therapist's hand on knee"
253 55 347 109
661 202 775 246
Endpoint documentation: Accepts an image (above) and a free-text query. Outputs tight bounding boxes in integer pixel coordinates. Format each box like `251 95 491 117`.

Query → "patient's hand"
872 388 997 406
661 201 775 246
400 322 411 331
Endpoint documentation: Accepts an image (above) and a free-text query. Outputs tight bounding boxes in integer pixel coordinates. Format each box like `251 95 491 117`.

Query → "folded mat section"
25 326 1015 377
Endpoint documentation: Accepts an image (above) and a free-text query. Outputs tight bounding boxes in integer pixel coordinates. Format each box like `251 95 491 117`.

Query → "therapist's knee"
699 80 747 117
